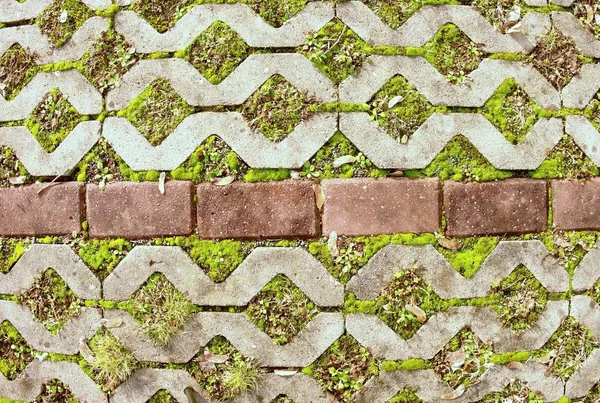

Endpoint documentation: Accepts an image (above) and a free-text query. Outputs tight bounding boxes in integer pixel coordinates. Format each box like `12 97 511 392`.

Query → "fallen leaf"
441 384 465 400
387 170 404 178
158 172 166 194
506 22 522 34
446 348 465 370
507 6 521 22
212 176 234 186
585 5 595 23
313 183 325 210
59 9 68 23
100 318 123 329
290 170 301 179
333 155 357 168
507 361 524 371
538 350 556 364
400 134 409 144
387 95 404 109
274 369 298 376
79 337 96 362
205 353 229 364
328 231 339 258
405 303 426 323
8 176 26 185
437 237 462 251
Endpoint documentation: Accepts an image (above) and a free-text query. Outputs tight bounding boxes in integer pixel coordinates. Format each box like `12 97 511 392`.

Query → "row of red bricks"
0 178 594 239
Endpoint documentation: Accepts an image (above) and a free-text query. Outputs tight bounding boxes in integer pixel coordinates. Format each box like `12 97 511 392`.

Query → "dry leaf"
59 9 68 23
79 337 96 362
328 231 339 258
506 22 522 34
441 384 465 400
158 172 166 195
100 317 123 328
538 350 556 364
387 170 404 178
290 170 301 179
8 176 26 185
333 155 357 168
212 176 234 186
205 353 229 364
274 369 298 376
313 183 325 210
437 237 462 251
405 303 426 323
387 95 404 109
447 348 465 370
507 6 521 22
507 361 524 371
585 4 595 23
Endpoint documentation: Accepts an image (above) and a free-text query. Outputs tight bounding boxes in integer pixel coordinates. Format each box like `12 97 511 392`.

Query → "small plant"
361 0 423 28
0 239 28 274
33 379 78 403
221 358 261 396
37 0 94 47
132 0 192 32
85 331 137 390
0 44 35 100
478 379 544 403
246 0 309 27
528 29 581 90
0 321 33 380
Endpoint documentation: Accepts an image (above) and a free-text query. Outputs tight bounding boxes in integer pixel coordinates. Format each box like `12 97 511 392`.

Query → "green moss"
189 21 249 85
182 238 246 282
369 76 434 143
37 0 94 47
244 168 291 182
132 0 192 33
0 321 33 380
381 358 430 371
299 20 370 83
529 135 599 179
82 29 138 94
0 147 30 188
0 44 36 100
241 75 319 142
422 24 484 83
245 275 318 345
388 388 423 403
32 379 79 403
405 135 514 181
246 0 310 27
77 239 132 280
0 239 28 274
25 89 84 153
482 79 538 144
147 390 177 403
361 0 424 28
17 269 83 334
123 78 194 146
439 237 498 278
129 273 196 346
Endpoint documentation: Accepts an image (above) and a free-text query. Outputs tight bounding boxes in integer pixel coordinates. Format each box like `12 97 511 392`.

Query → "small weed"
246 0 310 27
361 0 423 28
528 29 581 90
460 0 524 32
37 0 94 47
0 239 28 274
84 330 137 390
479 379 544 403
33 379 78 403
147 390 178 403
132 0 192 33
129 273 195 346
529 135 599 179
574 0 600 40
0 321 33 380
0 147 29 187
221 358 261 396
0 44 35 100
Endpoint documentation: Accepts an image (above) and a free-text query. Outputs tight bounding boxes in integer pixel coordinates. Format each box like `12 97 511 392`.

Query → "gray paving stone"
339 113 563 170
102 113 336 170
346 241 568 301
340 56 560 109
573 241 600 292
0 360 107 402
336 2 549 53
552 12 600 58
115 2 334 52
105 55 336 111
571 296 600 342
566 348 600 399
562 64 600 109
0 70 103 122
105 310 344 367
103 246 344 306
0 0 110 22
0 17 109 64
565 116 600 166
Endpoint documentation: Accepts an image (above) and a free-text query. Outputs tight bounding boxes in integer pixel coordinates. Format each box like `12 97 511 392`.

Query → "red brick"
552 178 600 230
0 183 83 236
444 179 548 237
321 178 441 236
197 181 318 239
87 181 194 238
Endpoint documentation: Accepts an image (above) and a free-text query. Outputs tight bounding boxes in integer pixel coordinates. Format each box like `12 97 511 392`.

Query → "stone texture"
552 178 600 231
565 116 600 166
573 240 600 292
197 181 319 239
321 178 441 236
86 181 194 238
562 64 600 109
553 11 600 58
0 183 83 236
444 179 548 236
339 113 563 170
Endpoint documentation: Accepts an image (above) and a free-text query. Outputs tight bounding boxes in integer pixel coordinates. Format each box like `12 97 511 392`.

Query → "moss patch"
482 79 537 144
82 29 138 94
490 266 548 331
0 321 33 380
528 29 582 90
387 388 423 403
439 237 498 278
369 76 434 143
182 238 246 282
123 78 194 146
0 44 35 100
0 239 28 274
84 329 137 391
423 24 484 83
26 89 83 153
361 0 424 28
299 20 370 83
246 0 310 27
147 390 177 403
132 0 192 33
129 273 196 346
37 0 94 47
189 21 250 85
246 275 318 345
76 239 132 280
33 379 78 403
529 135 599 179
17 269 83 334
306 335 378 402
0 147 30 188
189 337 261 401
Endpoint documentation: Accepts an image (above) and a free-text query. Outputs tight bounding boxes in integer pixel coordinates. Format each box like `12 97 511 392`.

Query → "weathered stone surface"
553 11 600 58
562 64 600 109
321 178 441 236
573 240 600 292
197 181 319 239
444 179 548 236
86 181 194 238
0 183 83 236
0 0 109 22
552 178 600 231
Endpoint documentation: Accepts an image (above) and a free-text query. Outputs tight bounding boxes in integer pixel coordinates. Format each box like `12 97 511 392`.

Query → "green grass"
84 330 137 390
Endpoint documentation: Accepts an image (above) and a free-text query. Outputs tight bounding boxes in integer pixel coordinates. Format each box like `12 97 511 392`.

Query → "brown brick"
444 179 548 237
87 181 194 238
552 178 600 231
0 183 83 236
321 178 441 236
197 181 318 239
